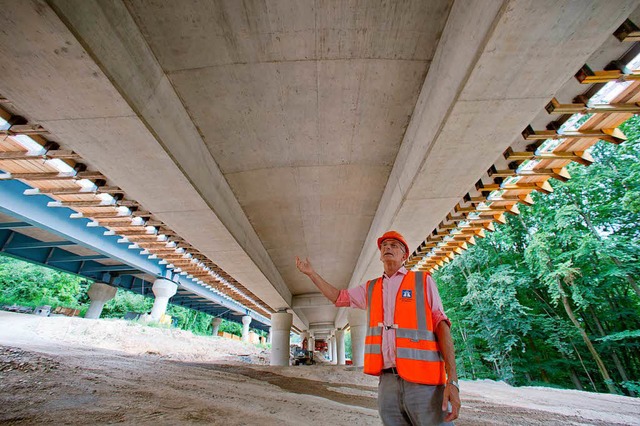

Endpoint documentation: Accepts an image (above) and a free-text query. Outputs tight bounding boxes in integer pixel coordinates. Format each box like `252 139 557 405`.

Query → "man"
296 231 460 425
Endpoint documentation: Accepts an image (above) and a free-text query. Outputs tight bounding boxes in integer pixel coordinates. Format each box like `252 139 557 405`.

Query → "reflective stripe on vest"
363 271 446 385
395 328 436 341
368 327 382 336
365 344 381 355
397 347 444 362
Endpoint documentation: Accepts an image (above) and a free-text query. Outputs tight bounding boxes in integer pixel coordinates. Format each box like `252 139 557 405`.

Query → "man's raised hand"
295 256 314 276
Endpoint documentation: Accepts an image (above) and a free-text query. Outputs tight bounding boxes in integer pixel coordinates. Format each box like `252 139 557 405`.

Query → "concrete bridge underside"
0 0 638 334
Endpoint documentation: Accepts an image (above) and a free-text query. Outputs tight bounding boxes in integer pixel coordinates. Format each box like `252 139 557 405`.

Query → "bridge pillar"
150 279 178 321
241 315 252 342
335 329 345 365
348 308 367 368
308 333 315 354
267 326 272 345
331 334 337 364
270 311 293 366
211 317 223 336
85 282 117 319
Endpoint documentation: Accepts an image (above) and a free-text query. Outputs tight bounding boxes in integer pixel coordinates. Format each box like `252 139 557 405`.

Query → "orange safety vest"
363 271 446 385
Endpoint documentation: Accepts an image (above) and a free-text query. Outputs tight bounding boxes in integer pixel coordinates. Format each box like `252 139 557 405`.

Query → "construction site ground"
0 311 638 425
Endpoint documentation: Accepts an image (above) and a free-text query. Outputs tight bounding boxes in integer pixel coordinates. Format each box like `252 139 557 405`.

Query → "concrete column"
270 311 293 366
150 278 178 321
308 334 315 354
331 335 337 364
348 308 367 368
327 337 332 360
85 282 117 319
335 329 345 365
211 317 223 336
241 315 252 342
267 327 272 345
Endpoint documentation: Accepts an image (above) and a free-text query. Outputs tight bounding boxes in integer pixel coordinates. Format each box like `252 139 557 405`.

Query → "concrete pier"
270 311 293 366
348 309 367 367
211 317 222 336
150 279 178 321
335 329 345 366
331 334 337 364
241 315 251 342
85 282 117 319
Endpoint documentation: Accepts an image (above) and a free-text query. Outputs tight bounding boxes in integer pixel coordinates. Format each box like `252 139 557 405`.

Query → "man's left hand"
442 382 460 422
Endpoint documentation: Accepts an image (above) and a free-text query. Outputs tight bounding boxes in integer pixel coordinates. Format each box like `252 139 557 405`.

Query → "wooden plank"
49 200 116 208
545 98 640 114
477 181 553 194
521 125 626 144
0 149 81 160
575 64 640 84
504 148 594 166
491 167 571 182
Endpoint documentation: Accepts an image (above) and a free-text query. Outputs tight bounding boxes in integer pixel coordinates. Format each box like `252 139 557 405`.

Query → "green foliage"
0 255 87 308
0 255 260 340
345 330 352 359
101 290 153 318
435 116 640 395
596 330 640 343
219 319 243 337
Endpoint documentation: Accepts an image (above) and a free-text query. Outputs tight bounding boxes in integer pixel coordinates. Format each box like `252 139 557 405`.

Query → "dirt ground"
0 311 638 425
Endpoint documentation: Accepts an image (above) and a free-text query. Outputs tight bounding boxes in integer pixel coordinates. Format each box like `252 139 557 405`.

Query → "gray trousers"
378 371 454 426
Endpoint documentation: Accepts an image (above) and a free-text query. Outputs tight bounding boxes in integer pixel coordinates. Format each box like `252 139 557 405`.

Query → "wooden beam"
613 19 640 42
470 193 534 206
0 124 49 136
575 64 640 84
504 147 594 166
24 186 124 196
78 211 131 219
478 181 553 194
545 97 640 115
0 149 81 160
124 234 166 242
491 167 571 182
0 171 104 181
49 200 116 208
522 125 626 144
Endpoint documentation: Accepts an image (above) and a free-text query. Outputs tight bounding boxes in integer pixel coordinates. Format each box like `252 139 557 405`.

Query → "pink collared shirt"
335 266 450 369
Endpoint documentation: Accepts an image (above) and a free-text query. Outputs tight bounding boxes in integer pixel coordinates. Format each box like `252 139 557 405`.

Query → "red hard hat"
377 231 409 254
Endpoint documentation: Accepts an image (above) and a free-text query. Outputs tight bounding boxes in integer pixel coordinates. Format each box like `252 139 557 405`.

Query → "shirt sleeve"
334 283 368 310
427 274 451 330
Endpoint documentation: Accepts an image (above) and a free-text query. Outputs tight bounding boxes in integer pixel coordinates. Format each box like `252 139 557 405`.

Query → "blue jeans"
378 371 454 426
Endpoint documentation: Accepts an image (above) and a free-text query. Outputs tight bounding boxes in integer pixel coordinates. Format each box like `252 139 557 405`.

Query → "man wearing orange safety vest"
296 231 460 425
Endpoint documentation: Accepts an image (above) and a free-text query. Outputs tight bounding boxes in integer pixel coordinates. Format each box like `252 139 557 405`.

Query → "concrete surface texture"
0 0 638 335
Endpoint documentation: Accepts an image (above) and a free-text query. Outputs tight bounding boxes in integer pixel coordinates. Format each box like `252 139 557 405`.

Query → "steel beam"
0 179 270 328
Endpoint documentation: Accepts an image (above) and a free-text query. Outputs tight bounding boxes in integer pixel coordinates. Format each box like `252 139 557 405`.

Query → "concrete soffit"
38 0 304 328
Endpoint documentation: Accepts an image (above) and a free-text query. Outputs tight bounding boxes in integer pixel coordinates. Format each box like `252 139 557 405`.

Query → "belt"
381 367 398 374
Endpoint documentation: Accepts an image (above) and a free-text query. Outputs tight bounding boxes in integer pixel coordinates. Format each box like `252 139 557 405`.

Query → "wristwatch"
447 380 460 391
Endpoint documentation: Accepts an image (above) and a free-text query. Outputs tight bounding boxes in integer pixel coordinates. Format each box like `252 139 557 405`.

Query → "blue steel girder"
0 179 270 331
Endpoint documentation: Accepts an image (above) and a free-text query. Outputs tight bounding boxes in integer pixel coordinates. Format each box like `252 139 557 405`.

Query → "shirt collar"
383 265 408 279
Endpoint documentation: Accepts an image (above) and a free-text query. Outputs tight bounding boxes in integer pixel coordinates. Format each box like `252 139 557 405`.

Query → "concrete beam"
291 293 334 309
308 322 335 332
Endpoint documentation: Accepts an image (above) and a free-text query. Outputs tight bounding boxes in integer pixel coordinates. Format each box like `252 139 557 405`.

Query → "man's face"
379 238 407 264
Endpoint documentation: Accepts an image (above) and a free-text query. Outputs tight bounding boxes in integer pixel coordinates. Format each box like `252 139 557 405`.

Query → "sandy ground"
0 311 638 425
